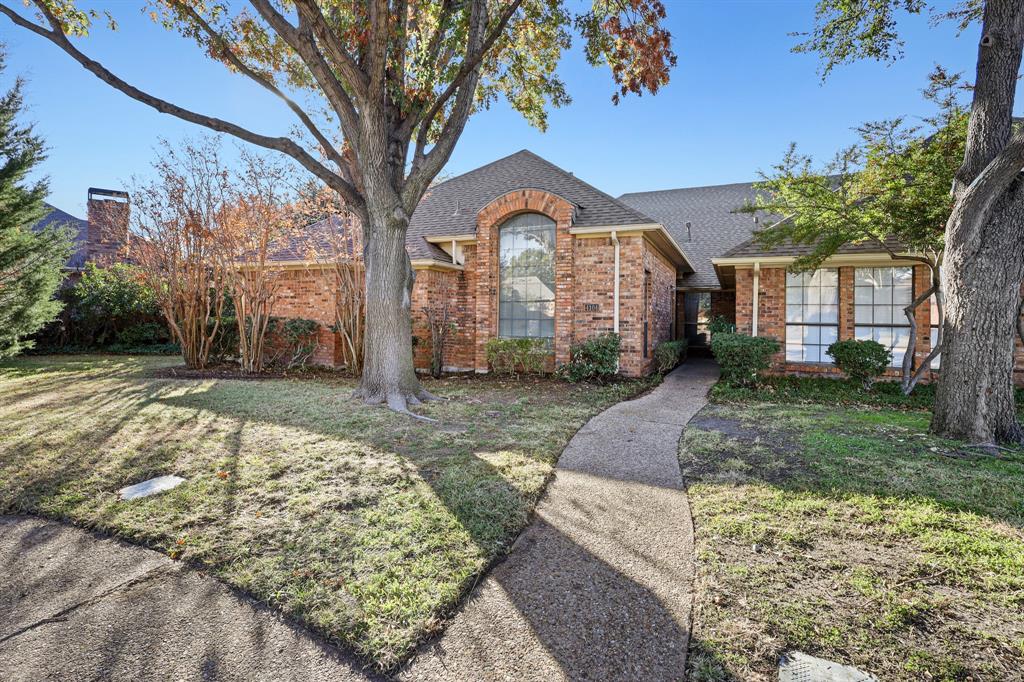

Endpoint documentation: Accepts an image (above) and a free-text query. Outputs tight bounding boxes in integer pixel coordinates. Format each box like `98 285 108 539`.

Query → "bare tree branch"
248 0 362 145
168 0 348 174
1 0 362 208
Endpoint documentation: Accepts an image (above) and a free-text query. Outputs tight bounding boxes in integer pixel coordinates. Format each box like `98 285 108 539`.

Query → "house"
264 148 1024 384
32 188 133 278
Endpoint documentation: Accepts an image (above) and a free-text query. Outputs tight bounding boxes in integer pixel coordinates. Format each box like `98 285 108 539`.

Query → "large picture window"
785 269 838 363
498 213 556 339
854 266 913 367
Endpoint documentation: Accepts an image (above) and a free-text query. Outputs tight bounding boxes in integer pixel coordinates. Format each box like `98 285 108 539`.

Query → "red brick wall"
711 291 735 322
260 192 685 377
410 265 477 373
572 236 617 338
86 198 130 266
270 267 339 366
647 244 676 355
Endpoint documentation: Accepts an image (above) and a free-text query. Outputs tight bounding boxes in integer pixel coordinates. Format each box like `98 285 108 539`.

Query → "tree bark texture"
354 203 433 412
931 0 1024 444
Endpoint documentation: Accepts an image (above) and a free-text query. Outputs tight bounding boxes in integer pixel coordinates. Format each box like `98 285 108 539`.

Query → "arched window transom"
498 212 555 339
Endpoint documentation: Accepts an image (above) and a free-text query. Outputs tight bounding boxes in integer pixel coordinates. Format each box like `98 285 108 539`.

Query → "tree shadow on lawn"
2 364 687 673
686 403 1024 529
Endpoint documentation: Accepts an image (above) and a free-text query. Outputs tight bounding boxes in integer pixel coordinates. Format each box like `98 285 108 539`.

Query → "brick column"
838 267 855 341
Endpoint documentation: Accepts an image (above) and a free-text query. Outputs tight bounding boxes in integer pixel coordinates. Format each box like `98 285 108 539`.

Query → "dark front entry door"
683 292 712 348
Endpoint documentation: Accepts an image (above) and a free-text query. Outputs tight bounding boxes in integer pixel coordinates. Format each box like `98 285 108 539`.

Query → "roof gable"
407 150 655 259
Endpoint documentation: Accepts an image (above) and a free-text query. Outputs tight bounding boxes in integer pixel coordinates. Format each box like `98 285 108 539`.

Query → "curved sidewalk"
0 515 375 682
400 359 719 681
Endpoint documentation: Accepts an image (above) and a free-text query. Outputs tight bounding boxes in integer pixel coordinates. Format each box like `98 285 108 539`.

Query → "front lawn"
0 355 654 671
682 394 1024 681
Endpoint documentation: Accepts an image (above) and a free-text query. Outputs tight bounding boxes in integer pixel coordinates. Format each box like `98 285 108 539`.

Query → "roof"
407 149 656 260
32 203 89 270
264 215 357 263
719 233 907 260
618 183 767 289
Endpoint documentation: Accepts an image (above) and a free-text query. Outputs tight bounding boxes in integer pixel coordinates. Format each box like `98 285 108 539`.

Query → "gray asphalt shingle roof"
618 183 766 289
32 203 89 270
721 234 906 259
407 149 656 260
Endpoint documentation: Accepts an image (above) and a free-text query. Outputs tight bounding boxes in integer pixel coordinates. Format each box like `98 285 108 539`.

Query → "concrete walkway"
400 359 719 681
0 516 375 682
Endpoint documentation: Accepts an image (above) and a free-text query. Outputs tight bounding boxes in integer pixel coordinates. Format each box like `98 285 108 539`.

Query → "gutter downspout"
752 261 760 337
612 230 620 372
612 230 620 334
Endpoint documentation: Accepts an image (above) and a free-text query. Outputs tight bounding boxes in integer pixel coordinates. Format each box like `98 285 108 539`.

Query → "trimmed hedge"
485 337 548 376
827 339 892 390
653 339 687 374
558 332 620 383
710 332 780 388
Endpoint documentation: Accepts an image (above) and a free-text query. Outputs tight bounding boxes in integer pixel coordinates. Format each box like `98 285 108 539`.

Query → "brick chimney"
86 188 130 266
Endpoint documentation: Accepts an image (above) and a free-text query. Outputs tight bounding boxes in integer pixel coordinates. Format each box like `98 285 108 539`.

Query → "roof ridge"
427 149 536 192
619 181 760 199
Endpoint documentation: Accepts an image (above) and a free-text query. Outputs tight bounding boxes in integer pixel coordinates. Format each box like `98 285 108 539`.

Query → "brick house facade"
42 152 1024 384
46 151 1022 385
266 151 692 377
722 255 1024 386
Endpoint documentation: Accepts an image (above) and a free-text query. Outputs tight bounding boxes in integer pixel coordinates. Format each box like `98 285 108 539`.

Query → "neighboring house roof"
31 203 89 270
718 234 907 260
618 182 767 289
407 149 657 260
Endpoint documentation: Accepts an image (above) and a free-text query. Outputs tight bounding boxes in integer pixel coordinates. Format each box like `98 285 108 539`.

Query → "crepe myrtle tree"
794 0 1024 444
0 0 676 416
745 68 966 395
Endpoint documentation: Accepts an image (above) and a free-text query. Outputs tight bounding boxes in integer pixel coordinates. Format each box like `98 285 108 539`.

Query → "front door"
683 291 712 348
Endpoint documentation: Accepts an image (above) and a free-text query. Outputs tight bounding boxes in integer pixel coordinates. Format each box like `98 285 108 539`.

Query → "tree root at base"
352 387 440 422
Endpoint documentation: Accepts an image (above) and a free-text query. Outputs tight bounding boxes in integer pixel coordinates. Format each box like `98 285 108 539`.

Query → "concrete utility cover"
118 475 186 501
779 651 878 682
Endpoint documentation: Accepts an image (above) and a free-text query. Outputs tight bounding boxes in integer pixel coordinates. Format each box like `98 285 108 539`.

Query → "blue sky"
3 1 1006 218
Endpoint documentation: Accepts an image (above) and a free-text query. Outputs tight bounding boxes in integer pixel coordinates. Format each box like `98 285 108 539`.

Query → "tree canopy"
746 68 968 272
1 0 675 220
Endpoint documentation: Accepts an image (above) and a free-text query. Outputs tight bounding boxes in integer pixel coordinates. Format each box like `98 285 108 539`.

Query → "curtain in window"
785 269 839 363
498 213 556 339
854 266 913 367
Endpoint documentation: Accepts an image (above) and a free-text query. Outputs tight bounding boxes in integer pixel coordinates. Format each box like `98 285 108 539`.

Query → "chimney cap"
88 188 129 202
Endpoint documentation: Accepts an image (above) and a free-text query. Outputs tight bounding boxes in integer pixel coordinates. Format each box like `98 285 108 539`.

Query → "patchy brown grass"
0 354 655 671
682 403 1024 682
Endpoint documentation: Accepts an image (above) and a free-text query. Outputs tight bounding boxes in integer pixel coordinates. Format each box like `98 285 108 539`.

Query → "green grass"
682 400 1024 682
709 374 937 409
0 354 655 671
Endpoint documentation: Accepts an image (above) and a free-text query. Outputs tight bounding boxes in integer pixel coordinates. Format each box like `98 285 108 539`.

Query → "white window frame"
785 269 839 364
854 266 914 368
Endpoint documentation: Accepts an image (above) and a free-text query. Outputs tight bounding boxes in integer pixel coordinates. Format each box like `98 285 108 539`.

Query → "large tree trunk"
354 203 433 413
933 195 1024 442
931 0 1024 444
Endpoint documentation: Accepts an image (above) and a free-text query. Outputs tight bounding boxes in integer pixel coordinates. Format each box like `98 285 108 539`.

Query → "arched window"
498 213 556 339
